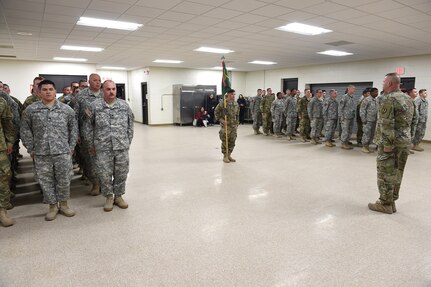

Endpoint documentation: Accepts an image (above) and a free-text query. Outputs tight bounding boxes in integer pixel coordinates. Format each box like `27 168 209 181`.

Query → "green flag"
221 58 231 96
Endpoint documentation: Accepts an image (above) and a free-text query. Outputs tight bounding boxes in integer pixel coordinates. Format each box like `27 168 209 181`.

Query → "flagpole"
222 56 229 156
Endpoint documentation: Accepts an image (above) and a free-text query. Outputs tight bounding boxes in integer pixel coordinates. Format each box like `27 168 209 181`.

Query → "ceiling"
0 0 431 71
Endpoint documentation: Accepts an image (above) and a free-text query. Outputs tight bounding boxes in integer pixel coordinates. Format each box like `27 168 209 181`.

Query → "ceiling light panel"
53 57 87 62
77 17 143 31
61 45 104 52
249 61 277 65
194 47 234 54
317 50 353 56
276 22 332 35
153 59 183 64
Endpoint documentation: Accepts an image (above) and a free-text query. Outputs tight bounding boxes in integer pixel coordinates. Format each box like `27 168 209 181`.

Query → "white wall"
96 70 128 88
127 68 150 123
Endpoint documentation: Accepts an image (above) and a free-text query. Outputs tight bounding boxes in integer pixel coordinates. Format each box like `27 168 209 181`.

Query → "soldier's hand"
383 146 393 153
6 143 13 155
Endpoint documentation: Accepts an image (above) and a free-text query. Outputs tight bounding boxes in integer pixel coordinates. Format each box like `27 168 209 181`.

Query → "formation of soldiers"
249 85 428 153
0 74 134 227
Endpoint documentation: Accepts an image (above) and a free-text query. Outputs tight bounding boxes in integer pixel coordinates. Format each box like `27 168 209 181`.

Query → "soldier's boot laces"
114 196 129 209
45 204 59 221
412 145 424 152
228 154 236 162
223 154 230 163
104 195 114 212
361 146 370 153
368 200 393 214
59 201 75 217
0 208 15 227
90 183 101 196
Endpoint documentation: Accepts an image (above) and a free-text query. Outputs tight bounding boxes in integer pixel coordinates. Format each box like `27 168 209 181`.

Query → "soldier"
23 76 44 111
79 80 89 89
270 92 286 138
21 80 78 221
308 89 324 144
206 94 218 126
297 89 312 142
281 89 290 133
356 89 369 147
260 88 275 136
249 89 263 135
74 73 102 195
323 89 338 147
285 88 298 141
338 85 356 150
360 87 379 153
215 89 239 163
412 89 428 151
2 84 23 113
368 73 414 214
58 85 72 103
84 80 134 212
406 89 419 154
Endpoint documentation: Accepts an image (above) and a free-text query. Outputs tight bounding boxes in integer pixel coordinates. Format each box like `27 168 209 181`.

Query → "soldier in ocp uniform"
308 89 324 144
215 89 239 163
356 89 369 147
412 89 428 151
249 88 263 135
338 85 356 150
285 88 298 141
297 89 312 142
368 73 414 214
22 76 44 111
271 92 286 138
360 87 378 153
260 88 275 136
406 89 419 154
323 89 338 147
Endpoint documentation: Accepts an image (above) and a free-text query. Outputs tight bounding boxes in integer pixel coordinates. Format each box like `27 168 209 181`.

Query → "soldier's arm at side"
380 99 395 151
1 103 15 154
127 106 134 145
20 108 33 155
68 109 78 153
359 99 368 124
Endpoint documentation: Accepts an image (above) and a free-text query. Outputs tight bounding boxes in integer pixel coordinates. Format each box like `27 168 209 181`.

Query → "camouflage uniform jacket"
360 96 378 123
20 100 77 155
338 94 356 120
249 95 262 116
22 94 40 111
375 90 414 149
74 88 102 135
10 96 23 114
307 97 323 119
415 97 428 123
84 98 134 152
270 98 286 116
285 96 297 117
297 97 310 119
260 94 275 113
215 100 239 128
0 98 15 151
0 91 20 134
323 98 338 120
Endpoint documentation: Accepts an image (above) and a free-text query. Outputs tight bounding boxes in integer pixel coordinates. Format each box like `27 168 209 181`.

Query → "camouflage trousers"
34 153 73 204
219 126 237 154
299 117 311 138
362 121 376 146
262 112 272 134
0 151 12 209
310 118 323 139
79 141 99 185
95 149 129 197
324 119 337 142
252 112 262 131
356 120 363 144
340 118 354 144
412 122 427 145
272 114 284 134
281 114 287 132
286 116 297 136
377 146 409 204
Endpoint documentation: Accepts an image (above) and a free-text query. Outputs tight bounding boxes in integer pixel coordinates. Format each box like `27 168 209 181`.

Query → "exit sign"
396 67 405 75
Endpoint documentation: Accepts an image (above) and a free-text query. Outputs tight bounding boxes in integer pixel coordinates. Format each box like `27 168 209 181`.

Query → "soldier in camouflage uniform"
0 96 15 227
84 80 134 212
21 80 78 221
323 89 338 147
406 89 419 154
297 89 312 142
23 76 44 111
308 89 324 144
368 73 415 214
338 85 356 150
260 88 275 136
412 89 428 151
215 89 239 163
360 87 378 153
356 89 368 147
285 88 298 141
249 88 263 135
74 73 102 195
271 92 286 138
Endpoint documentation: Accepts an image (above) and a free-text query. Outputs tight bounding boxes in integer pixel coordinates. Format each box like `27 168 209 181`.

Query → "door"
116 83 125 100
282 78 298 93
141 82 148 125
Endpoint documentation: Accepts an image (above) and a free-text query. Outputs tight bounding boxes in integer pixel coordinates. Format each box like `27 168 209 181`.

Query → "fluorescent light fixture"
100 66 126 70
53 57 87 62
317 50 353 56
77 17 143 31
212 66 235 70
61 45 103 52
276 22 332 36
249 60 277 65
194 47 234 54
153 59 183 64
17 32 32 36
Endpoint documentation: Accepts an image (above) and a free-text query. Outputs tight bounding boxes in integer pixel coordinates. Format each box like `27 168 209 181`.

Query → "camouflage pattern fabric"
297 97 310 138
308 97 323 139
271 98 286 134
249 95 262 131
260 94 275 134
215 99 239 154
95 149 129 197
323 98 338 142
285 96 298 136
356 98 364 144
339 94 356 144
412 97 428 145
22 94 40 111
0 151 12 208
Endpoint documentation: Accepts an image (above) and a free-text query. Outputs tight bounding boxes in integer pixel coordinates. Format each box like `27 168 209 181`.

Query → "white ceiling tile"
82 9 124 19
237 25 269 33
251 4 293 17
135 0 183 9
87 1 130 14
186 16 221 25
123 6 165 18
232 13 269 24
325 8 369 21
356 0 404 13
1 0 44 12
186 0 230 6
171 1 215 15
46 0 91 8
330 0 382 7
274 0 324 10
305 2 349 14
146 19 182 28
43 14 78 24
221 0 267 12
345 14 383 25
157 11 195 22
44 5 85 17
3 9 43 21
214 20 247 29
276 11 316 22
203 7 244 20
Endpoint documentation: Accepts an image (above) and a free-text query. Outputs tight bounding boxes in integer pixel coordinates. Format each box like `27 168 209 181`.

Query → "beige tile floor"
1 124 430 287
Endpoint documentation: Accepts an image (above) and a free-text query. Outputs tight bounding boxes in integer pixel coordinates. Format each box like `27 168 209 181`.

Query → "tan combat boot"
368 200 393 214
228 153 236 162
361 146 370 153
325 141 335 147
6 202 13 210
59 201 75 217
114 196 128 209
341 143 353 150
310 139 318 145
0 208 15 227
223 154 230 163
287 135 295 141
412 145 424 152
104 195 114 212
90 182 100 196
45 204 59 221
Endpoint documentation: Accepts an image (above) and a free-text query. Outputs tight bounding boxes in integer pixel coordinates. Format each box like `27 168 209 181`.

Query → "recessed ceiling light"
17 32 33 36
249 60 277 65
100 66 127 70
61 45 103 52
194 47 234 54
276 22 332 36
53 57 87 62
153 59 183 64
317 50 353 56
212 66 235 70
77 17 143 31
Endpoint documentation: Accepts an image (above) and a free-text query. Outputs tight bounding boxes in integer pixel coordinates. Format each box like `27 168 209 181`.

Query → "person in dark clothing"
206 94 218 126
194 107 209 127
237 94 247 124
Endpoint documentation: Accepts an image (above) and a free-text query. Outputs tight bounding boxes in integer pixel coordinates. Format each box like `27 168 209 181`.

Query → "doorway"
141 82 148 125
116 83 126 100
282 78 298 93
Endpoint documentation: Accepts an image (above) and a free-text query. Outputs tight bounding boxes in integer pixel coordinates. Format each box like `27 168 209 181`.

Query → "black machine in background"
173 85 217 125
